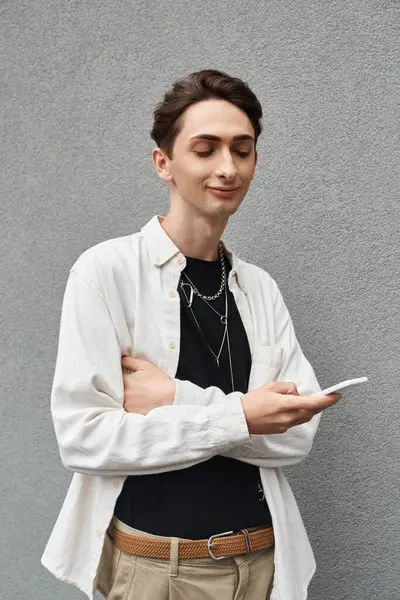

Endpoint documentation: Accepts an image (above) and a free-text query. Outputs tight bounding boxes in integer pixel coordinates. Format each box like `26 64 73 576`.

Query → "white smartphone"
311 377 368 397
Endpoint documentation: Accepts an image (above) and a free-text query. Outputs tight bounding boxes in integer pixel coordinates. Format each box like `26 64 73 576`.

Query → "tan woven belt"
109 524 274 561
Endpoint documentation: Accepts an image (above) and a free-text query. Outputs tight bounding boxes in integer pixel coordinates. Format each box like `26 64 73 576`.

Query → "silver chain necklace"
179 249 235 392
181 242 227 304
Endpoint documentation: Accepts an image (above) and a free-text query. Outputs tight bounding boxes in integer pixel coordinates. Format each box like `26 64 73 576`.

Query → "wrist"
162 379 176 406
240 393 253 432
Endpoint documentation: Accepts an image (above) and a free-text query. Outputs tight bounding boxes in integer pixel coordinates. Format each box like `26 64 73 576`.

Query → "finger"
278 409 315 428
121 355 136 366
121 356 146 370
313 392 342 407
284 392 342 411
291 409 316 426
122 371 140 383
296 408 316 422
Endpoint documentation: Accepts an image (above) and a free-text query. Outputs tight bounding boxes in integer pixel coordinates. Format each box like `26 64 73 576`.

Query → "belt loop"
240 529 252 553
169 537 179 578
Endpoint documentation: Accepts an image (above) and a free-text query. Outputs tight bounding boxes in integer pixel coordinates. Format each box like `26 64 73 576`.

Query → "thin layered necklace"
179 242 235 393
180 250 266 504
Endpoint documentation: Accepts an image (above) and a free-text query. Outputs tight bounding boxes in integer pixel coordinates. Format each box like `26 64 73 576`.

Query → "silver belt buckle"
207 530 234 560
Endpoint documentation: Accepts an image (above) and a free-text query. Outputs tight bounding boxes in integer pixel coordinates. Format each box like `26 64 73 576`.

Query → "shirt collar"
140 215 244 288
140 215 180 266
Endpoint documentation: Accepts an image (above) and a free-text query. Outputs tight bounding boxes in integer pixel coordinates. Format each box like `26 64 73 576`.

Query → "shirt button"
97 529 103 537
169 290 176 298
177 256 184 265
155 256 161 264
113 481 120 488
169 341 176 349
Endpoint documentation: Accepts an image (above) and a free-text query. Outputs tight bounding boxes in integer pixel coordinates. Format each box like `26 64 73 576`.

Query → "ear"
152 147 173 183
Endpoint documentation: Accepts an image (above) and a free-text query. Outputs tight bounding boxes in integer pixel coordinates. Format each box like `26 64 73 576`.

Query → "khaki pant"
96 516 275 600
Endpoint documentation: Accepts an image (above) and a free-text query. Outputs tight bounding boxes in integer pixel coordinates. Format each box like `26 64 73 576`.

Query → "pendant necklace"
179 271 235 393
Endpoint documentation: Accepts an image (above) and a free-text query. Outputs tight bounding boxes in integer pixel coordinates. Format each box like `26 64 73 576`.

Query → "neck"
160 205 228 262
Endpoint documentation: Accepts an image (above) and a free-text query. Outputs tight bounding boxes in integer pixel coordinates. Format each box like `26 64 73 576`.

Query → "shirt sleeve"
50 270 250 477
173 275 322 468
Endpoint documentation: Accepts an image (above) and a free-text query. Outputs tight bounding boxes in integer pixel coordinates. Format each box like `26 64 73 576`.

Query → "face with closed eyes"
152 98 258 220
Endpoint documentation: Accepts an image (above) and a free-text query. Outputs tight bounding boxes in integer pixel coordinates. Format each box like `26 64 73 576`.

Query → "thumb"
265 381 299 395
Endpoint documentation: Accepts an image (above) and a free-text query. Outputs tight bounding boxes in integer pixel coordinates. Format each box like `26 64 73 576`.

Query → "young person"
41 69 341 600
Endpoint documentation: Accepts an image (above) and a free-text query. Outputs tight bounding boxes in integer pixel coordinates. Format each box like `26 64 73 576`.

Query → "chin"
212 196 243 211
208 203 241 218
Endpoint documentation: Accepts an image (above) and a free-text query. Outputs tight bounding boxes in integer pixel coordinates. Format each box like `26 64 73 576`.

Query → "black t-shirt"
114 250 272 539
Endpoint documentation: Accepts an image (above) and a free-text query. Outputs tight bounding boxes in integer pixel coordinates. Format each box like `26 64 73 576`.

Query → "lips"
208 187 239 191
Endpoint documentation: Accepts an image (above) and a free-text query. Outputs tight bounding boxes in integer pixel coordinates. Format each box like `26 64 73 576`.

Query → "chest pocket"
248 345 285 391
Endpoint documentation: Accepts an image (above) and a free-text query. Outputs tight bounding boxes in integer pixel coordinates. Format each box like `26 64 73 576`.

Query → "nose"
215 151 238 180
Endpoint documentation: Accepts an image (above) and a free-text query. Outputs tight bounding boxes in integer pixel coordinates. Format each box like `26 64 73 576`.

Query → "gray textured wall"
1 1 399 599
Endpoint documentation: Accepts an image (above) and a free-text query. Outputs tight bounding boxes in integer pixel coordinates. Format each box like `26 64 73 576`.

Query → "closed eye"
195 150 250 158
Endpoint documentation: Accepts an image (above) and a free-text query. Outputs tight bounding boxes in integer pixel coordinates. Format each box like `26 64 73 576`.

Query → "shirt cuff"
173 379 251 451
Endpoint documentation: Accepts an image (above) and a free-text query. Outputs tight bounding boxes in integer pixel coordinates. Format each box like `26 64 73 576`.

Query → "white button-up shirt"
41 214 323 600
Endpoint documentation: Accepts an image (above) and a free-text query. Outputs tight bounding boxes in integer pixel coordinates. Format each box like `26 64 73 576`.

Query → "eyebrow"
189 134 254 142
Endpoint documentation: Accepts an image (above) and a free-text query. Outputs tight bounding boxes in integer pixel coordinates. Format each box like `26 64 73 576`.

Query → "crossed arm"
51 269 324 478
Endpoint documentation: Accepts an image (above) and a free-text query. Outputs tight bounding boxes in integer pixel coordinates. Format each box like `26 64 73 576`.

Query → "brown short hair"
150 69 263 159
